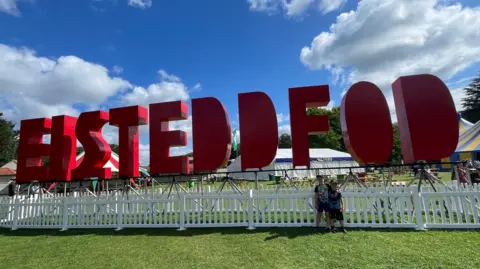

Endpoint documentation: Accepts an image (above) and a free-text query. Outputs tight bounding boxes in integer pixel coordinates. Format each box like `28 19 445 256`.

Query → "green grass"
1 228 479 269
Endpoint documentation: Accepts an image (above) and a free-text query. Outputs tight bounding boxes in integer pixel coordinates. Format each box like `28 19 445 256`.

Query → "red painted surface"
16 118 52 183
72 111 112 179
392 74 458 163
110 106 148 177
289 85 330 167
238 92 278 170
14 73 463 183
149 101 190 174
341 82 393 165
50 115 77 181
192 97 232 172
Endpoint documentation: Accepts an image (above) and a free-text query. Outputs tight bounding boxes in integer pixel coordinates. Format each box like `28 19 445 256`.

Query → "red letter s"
72 111 112 179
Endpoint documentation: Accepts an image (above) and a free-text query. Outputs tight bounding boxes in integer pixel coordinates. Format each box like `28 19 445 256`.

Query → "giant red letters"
192 98 232 172
14 74 462 183
49 115 77 181
392 74 458 163
110 106 148 177
341 82 393 164
72 111 112 179
238 92 278 170
16 118 52 183
149 101 190 174
289 85 330 167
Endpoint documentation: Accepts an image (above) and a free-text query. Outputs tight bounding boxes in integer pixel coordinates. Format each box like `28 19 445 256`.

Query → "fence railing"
1 185 479 231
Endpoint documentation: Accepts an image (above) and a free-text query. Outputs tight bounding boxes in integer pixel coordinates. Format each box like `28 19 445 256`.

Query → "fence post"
247 189 255 230
61 196 69 231
11 195 20 231
412 186 425 230
177 192 186 231
115 193 123 231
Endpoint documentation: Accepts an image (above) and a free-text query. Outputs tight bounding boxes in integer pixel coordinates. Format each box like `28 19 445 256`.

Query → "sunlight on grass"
1 228 479 269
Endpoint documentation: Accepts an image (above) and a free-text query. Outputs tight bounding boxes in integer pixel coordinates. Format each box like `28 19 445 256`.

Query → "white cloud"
284 0 315 17
278 124 291 134
450 87 466 111
276 113 289 123
300 0 480 119
0 0 19 16
247 0 279 13
128 0 152 9
0 44 131 124
122 69 190 107
247 0 343 17
319 0 346 15
112 65 124 74
326 100 335 110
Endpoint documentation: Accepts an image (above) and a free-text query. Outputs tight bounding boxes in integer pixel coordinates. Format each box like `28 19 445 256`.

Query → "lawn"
1 228 479 269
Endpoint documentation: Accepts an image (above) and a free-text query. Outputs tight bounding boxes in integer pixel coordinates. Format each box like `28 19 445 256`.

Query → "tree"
388 123 403 164
278 134 292 148
109 144 119 155
461 74 480 123
306 107 345 151
0 113 18 167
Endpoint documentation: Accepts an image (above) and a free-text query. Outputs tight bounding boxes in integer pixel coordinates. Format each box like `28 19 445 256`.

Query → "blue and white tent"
227 148 361 180
436 116 479 171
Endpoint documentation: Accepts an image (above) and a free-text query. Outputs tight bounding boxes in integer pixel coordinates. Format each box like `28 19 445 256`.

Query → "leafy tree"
278 134 292 148
388 123 403 164
0 113 18 167
109 144 119 155
461 74 480 123
306 107 345 151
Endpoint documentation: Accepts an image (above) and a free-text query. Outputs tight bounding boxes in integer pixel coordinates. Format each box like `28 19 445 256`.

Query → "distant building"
1 160 17 170
0 168 15 196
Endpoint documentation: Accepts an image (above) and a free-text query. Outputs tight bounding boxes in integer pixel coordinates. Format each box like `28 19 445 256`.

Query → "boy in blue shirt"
328 180 346 233
314 175 331 232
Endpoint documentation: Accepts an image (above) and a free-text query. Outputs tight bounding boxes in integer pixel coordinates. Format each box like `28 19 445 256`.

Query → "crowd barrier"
1 184 479 231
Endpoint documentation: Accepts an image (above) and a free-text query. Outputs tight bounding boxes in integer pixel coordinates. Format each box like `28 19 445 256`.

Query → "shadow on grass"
0 227 440 241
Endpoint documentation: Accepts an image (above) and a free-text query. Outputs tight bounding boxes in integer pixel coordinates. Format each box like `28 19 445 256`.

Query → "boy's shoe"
325 227 331 233
330 227 336 233
340 227 347 233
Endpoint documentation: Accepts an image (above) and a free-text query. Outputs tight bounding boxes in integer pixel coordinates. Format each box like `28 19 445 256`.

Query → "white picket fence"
1 185 480 231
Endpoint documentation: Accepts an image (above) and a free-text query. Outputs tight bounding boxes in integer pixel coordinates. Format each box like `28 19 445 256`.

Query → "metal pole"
255 171 258 190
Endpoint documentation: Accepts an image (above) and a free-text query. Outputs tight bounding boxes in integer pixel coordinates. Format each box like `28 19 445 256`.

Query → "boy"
328 180 346 233
314 175 331 232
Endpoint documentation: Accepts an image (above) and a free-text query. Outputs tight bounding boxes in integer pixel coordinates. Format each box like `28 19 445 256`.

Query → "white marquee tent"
227 148 362 181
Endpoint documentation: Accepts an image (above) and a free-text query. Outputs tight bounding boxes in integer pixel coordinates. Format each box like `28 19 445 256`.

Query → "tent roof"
458 114 474 136
75 151 120 172
456 120 480 153
274 148 353 162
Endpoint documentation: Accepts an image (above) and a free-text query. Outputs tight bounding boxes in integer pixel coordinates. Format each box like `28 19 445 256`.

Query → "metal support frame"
340 169 367 190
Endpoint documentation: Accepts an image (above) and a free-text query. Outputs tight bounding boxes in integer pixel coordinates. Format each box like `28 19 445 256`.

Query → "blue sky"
1 0 480 164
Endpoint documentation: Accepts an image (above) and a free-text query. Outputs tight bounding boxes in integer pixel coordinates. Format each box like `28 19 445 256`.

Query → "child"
328 180 346 233
314 175 331 232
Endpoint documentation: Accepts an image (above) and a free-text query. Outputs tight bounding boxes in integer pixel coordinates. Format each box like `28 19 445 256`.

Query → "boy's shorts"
317 202 330 213
329 209 344 220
